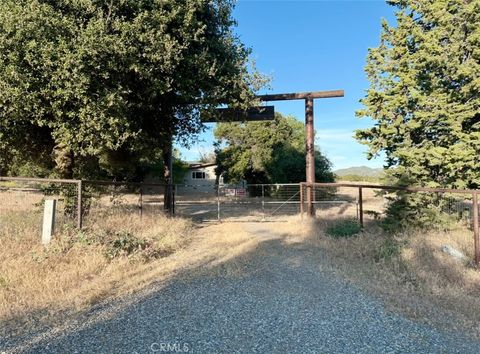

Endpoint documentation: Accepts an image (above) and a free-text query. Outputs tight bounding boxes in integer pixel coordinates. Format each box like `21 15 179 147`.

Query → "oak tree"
0 0 260 183
214 113 334 184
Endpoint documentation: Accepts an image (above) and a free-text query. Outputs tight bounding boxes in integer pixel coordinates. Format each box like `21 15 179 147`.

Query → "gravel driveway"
3 223 479 353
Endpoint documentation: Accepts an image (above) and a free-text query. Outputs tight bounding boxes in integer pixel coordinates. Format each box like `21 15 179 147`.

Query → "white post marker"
42 199 56 245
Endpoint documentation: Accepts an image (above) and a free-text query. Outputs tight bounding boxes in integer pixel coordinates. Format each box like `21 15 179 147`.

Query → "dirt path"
3 221 479 353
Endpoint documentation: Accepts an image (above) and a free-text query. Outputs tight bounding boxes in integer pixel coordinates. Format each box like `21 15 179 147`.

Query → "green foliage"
75 229 169 261
146 154 190 184
374 237 404 263
326 219 362 238
380 192 458 234
105 231 147 260
356 1 480 190
214 113 334 184
0 0 262 180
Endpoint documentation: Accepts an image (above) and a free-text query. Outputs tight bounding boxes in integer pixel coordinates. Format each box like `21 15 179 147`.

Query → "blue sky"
178 0 396 170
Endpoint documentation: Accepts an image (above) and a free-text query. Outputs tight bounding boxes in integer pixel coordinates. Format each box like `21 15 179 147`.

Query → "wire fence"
0 177 168 233
83 181 166 222
2 176 479 262
0 177 81 234
301 182 480 263
174 183 302 221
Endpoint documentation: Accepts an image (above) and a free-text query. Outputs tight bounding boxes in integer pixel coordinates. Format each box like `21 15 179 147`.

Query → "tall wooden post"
256 91 344 218
305 98 315 216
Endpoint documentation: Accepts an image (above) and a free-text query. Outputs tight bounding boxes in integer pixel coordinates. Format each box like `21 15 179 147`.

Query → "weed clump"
373 237 405 262
326 219 362 238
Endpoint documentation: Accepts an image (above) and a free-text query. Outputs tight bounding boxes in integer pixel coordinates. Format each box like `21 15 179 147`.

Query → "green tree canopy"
356 0 480 189
214 113 334 184
0 0 260 180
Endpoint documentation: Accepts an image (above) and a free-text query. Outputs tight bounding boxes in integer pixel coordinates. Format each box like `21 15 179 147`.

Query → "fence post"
358 187 364 228
473 191 479 266
139 183 143 218
42 199 56 245
262 184 265 221
300 183 304 220
77 180 83 229
217 185 221 221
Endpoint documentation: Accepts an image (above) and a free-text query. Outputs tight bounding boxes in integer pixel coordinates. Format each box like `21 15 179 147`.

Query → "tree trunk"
162 139 174 215
53 143 75 179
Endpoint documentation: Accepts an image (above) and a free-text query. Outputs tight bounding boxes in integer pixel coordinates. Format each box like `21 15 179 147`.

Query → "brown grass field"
303 217 480 337
0 190 193 334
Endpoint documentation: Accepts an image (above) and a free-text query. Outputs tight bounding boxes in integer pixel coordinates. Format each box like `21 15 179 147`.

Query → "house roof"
186 161 216 170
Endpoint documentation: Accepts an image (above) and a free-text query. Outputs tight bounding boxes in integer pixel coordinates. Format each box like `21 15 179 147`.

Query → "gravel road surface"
3 223 479 353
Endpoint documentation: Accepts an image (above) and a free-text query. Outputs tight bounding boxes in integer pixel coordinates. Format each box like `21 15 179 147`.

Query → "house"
177 161 223 194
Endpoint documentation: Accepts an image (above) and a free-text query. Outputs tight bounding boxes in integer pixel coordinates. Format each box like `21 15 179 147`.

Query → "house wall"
177 165 222 195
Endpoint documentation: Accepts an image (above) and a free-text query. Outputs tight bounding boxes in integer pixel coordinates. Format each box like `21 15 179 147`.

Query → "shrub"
381 192 458 234
105 231 147 259
326 219 362 238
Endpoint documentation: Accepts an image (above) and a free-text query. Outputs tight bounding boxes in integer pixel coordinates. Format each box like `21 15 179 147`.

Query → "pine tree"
356 0 480 189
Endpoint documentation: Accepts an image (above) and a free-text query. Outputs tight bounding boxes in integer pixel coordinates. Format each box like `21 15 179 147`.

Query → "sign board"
225 188 246 197
235 188 246 197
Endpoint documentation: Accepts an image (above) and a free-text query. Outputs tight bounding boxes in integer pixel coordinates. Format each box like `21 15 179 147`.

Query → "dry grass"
0 191 193 331
304 218 480 337
3 186 480 342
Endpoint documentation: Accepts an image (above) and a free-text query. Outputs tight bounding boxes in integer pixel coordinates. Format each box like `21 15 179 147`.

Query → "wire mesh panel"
219 184 263 221
312 185 359 220
173 183 303 221
174 184 219 221
84 182 165 224
301 183 478 232
263 184 302 218
0 179 78 238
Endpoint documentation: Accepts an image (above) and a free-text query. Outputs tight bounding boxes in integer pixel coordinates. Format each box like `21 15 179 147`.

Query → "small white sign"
225 188 236 197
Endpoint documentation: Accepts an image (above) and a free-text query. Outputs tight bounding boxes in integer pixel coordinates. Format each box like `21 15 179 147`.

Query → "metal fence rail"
0 177 168 230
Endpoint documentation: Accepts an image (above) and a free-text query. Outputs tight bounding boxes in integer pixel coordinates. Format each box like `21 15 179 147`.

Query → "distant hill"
334 166 384 178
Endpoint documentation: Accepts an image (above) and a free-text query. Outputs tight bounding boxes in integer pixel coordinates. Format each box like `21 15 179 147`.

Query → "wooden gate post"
300 183 304 220
473 191 479 266
358 187 364 228
77 180 83 229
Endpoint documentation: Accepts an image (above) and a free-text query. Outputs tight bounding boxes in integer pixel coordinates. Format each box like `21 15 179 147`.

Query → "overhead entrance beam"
257 90 344 101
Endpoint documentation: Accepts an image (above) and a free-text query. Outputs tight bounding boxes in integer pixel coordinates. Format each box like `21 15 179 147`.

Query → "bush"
326 219 362 238
381 192 458 234
105 231 147 259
